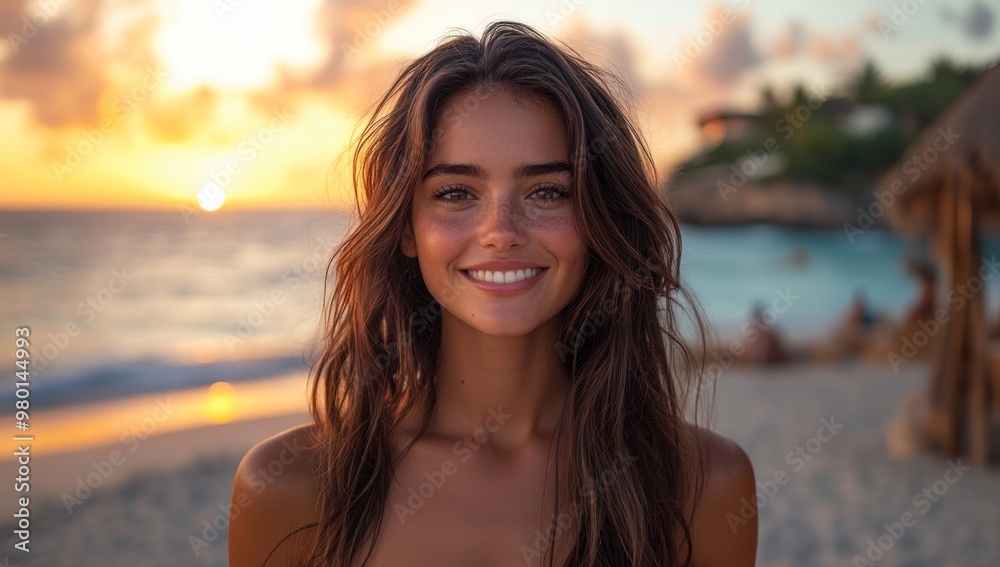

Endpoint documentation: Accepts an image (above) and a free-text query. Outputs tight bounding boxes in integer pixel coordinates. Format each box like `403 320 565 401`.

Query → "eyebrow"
421 161 572 181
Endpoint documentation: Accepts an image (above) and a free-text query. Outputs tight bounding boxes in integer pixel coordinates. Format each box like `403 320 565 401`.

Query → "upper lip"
461 261 548 271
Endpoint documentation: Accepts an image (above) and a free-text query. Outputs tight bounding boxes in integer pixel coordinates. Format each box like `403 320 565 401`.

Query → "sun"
197 183 225 211
205 381 236 424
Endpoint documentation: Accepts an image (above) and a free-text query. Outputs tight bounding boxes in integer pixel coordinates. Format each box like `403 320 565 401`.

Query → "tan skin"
229 88 758 567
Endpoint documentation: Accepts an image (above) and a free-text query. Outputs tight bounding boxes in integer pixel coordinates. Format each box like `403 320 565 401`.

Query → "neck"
425 311 570 455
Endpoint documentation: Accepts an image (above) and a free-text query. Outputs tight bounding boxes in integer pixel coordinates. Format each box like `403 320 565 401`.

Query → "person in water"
229 20 757 567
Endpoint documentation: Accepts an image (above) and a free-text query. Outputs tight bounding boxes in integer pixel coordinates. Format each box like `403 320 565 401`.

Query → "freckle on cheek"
544 214 579 234
426 217 468 240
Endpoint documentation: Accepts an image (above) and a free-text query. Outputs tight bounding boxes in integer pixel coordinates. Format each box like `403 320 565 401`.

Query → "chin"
453 312 552 338
468 321 541 337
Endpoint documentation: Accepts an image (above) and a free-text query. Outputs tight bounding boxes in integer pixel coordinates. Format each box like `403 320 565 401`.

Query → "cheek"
538 211 586 260
415 214 467 261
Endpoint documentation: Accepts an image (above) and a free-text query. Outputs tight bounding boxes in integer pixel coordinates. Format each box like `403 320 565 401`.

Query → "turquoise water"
1 210 997 408
681 224 947 339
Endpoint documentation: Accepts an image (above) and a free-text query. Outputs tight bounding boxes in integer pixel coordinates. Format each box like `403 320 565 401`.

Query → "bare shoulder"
229 422 324 567
686 424 758 567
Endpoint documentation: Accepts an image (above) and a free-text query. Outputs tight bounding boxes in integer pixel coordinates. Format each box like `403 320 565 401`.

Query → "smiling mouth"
461 267 547 284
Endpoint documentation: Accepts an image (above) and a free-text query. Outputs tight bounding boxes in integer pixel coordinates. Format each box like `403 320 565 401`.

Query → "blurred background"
1 0 999 565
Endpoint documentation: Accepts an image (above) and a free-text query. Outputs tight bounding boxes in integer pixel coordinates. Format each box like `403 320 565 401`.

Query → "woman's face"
401 87 587 337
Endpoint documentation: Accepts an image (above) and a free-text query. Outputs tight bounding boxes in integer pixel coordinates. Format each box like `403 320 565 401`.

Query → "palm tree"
759 84 779 111
850 59 886 104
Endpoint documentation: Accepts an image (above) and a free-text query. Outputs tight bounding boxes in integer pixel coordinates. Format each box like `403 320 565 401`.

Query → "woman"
229 20 756 567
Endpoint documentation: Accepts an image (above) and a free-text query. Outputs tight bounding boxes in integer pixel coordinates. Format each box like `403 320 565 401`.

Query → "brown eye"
530 184 569 203
432 185 474 204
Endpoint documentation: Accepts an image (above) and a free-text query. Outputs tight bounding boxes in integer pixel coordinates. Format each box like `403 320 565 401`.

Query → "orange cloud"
769 20 806 60
144 86 219 143
0 0 160 129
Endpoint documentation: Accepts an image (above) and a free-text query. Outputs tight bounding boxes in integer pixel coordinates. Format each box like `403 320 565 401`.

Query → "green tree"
849 59 886 104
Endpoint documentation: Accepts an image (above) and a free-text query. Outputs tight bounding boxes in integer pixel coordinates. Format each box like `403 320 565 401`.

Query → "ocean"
1 209 997 412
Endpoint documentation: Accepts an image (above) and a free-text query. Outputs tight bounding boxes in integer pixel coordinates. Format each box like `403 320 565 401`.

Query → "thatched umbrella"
876 64 1000 465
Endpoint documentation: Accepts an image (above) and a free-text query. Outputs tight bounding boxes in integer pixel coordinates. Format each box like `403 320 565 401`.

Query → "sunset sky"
1 0 998 211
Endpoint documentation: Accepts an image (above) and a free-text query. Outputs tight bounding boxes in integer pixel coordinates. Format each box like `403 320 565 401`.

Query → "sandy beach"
1 361 998 566
0 412 309 567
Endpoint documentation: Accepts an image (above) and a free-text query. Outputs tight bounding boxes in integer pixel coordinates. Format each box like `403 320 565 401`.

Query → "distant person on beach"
821 257 937 365
844 288 878 331
819 288 882 362
229 21 756 567
900 257 936 331
891 257 938 360
739 301 789 365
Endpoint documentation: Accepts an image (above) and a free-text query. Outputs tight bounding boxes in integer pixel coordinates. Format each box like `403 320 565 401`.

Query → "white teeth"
467 268 542 283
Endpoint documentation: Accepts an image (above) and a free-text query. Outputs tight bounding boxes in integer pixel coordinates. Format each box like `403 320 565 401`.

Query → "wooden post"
943 164 972 458
927 169 958 453
962 162 993 465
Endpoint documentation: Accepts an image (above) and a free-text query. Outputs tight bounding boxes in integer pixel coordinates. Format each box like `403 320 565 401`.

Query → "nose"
479 193 528 251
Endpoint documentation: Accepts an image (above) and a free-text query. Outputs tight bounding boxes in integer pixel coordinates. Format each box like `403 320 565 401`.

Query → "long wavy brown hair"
268 20 714 567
